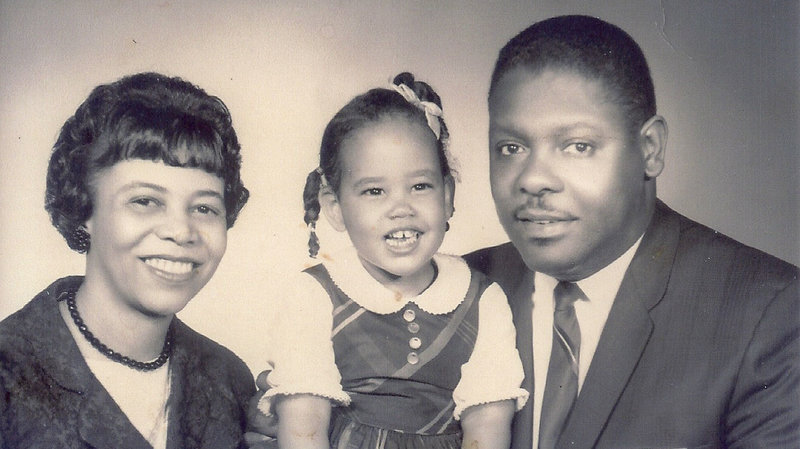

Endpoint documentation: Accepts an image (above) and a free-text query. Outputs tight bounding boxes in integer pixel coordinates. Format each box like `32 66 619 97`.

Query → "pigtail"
303 168 323 258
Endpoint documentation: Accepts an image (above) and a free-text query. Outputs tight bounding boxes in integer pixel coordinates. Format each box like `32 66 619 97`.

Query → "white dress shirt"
530 236 643 447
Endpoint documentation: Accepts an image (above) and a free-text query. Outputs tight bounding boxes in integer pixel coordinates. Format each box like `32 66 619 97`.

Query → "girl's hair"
303 72 452 258
45 72 249 253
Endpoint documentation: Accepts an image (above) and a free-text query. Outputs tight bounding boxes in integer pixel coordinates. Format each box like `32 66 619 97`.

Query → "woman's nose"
155 211 198 245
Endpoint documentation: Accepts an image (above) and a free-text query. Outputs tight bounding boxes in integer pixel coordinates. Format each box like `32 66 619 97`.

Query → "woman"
0 72 254 449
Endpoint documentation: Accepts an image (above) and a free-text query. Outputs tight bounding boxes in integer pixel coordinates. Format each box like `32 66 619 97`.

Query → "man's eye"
497 143 525 156
564 142 593 154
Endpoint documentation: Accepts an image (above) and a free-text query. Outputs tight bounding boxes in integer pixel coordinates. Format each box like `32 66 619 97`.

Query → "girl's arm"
275 394 331 449
460 399 516 449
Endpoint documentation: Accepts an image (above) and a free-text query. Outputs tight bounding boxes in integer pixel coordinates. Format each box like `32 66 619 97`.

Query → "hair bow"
391 83 443 139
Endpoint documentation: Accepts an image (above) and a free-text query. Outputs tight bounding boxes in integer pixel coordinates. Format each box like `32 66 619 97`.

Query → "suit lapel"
511 268 536 449
557 201 681 448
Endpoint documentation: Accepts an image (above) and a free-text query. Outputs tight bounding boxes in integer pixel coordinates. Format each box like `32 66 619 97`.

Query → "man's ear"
319 185 346 232
444 174 456 219
639 115 668 179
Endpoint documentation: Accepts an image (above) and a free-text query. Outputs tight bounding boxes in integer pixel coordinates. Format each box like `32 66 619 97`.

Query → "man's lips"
515 208 576 223
512 208 577 239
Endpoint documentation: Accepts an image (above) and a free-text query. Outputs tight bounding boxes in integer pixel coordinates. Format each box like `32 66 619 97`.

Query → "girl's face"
323 118 454 291
84 159 228 318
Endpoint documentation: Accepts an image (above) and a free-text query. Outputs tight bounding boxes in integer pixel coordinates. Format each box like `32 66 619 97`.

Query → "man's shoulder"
463 242 530 292
657 201 798 291
464 242 522 272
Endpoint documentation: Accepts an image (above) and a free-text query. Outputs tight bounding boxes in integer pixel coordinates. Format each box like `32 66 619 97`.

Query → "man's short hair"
489 15 657 132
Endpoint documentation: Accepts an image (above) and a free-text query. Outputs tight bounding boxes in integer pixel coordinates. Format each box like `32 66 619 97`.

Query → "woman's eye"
564 142 594 154
497 143 525 156
194 205 220 216
131 197 159 208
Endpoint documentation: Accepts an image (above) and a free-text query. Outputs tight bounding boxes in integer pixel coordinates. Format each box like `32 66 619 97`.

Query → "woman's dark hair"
302 72 452 258
45 72 249 253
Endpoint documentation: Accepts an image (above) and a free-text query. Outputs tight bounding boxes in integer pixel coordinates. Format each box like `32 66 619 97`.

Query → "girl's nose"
387 193 416 219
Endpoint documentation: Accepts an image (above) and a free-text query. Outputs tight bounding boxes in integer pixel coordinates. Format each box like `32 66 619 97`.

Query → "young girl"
260 72 527 449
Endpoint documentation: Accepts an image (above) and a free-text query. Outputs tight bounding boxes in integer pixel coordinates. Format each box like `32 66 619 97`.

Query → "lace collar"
322 247 472 315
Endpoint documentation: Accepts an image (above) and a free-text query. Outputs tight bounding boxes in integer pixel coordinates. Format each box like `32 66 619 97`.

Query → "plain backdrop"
1 0 798 372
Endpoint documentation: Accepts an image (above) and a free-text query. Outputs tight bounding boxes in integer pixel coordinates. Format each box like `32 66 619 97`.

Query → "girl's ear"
319 185 346 232
444 174 455 219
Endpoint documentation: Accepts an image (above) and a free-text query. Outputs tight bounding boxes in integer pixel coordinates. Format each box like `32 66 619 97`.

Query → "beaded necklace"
61 290 173 371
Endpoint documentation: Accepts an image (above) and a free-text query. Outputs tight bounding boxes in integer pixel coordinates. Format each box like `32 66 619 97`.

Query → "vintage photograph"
1 1 798 448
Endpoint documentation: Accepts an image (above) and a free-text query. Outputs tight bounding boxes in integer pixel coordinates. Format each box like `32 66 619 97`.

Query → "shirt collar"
535 234 644 304
322 246 472 315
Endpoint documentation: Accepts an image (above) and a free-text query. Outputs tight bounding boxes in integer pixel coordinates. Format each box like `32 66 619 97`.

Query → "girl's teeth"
385 230 419 248
144 258 193 274
388 230 419 240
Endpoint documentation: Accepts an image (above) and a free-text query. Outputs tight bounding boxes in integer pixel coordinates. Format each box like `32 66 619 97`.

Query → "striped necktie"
539 281 583 449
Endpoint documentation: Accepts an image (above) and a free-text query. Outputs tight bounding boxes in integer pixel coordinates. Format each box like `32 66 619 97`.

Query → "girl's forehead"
339 120 439 171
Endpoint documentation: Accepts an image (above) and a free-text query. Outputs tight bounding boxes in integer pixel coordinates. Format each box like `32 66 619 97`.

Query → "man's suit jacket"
465 200 799 449
0 276 256 449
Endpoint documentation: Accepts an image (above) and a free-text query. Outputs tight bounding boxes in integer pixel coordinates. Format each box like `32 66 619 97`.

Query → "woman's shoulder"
170 320 254 386
0 276 80 344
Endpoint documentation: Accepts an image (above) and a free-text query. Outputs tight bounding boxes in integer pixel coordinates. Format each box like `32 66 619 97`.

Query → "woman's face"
84 159 228 318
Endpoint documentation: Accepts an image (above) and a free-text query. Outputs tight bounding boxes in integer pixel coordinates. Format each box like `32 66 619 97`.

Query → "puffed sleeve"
257 271 351 415
452 282 528 419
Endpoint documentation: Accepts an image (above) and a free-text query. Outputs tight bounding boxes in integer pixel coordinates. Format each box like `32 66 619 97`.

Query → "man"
466 14 799 449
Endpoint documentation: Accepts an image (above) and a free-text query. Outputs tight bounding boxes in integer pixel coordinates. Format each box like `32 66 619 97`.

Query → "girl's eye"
564 142 594 154
412 183 433 192
496 143 526 156
361 187 384 196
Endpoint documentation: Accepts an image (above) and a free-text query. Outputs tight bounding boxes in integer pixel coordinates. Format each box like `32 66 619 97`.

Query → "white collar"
322 247 472 315
535 234 643 304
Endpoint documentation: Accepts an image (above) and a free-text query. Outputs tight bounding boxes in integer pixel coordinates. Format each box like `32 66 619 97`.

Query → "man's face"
489 67 661 280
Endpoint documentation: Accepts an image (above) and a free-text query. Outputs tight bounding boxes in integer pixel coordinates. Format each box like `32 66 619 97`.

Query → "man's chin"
513 238 580 278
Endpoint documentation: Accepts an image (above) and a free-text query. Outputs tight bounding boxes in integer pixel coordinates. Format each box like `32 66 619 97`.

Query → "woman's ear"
318 185 346 232
444 174 455 219
83 218 94 235
639 115 668 179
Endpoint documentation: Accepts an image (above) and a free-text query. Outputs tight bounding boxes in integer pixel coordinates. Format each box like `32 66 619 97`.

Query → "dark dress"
0 276 255 449
305 263 490 449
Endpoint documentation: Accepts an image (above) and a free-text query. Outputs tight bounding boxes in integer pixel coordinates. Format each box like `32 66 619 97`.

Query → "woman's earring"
72 226 91 253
